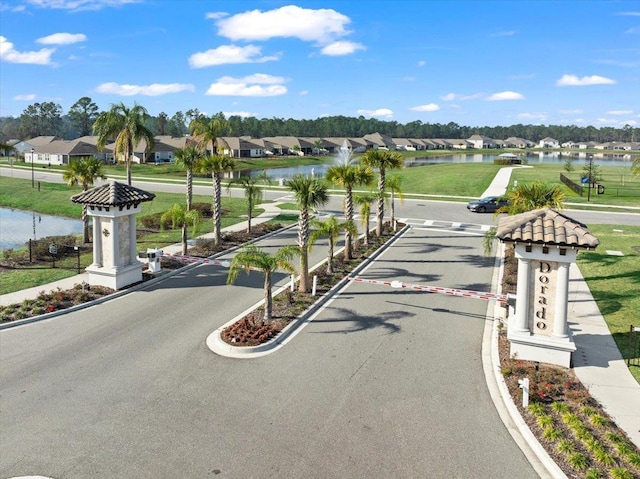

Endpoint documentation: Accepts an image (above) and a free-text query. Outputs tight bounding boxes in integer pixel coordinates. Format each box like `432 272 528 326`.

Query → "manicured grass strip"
577 224 640 384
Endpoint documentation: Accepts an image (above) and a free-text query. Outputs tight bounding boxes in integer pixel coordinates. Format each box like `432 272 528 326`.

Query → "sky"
0 0 639 128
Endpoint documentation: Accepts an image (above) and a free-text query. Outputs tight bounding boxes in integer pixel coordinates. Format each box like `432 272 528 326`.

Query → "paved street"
0 218 541 478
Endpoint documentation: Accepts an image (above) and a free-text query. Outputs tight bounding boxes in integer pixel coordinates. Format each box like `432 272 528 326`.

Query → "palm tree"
501 181 565 215
385 174 405 231
354 193 377 246
309 215 347 274
484 182 566 255
93 102 155 186
160 203 201 255
632 156 640 176
174 144 202 211
326 163 373 259
196 154 236 245
228 176 264 233
361 149 403 236
286 174 329 293
227 244 298 324
189 113 229 156
63 157 106 243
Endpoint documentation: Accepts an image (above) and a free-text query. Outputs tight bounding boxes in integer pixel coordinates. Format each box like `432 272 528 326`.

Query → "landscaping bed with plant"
221 228 395 346
499 245 640 478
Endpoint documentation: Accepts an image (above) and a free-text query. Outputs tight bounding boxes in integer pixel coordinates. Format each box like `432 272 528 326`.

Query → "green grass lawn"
510 163 640 208
577 224 640 383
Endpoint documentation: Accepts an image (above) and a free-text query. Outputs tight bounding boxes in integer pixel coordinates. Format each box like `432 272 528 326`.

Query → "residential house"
363 132 395 150
467 134 496 149
26 138 104 166
218 136 265 158
539 137 560 148
504 137 532 149
13 136 59 156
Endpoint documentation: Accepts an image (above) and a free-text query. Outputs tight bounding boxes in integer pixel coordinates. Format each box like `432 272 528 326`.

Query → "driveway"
0 222 539 478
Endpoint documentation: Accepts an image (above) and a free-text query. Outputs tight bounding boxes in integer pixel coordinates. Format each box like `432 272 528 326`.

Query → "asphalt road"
0 218 542 478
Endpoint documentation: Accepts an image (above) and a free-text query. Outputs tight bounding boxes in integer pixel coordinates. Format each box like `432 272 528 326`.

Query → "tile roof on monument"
496 208 599 249
71 181 155 207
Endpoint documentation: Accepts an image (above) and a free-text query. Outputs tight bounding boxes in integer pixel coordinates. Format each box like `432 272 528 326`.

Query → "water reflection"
0 208 83 251
236 152 636 181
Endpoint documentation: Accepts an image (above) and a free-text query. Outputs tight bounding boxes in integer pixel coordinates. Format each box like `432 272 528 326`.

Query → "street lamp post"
31 147 35 188
587 154 593 202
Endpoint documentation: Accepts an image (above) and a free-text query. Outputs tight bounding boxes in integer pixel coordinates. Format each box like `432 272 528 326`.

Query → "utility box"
146 248 163 273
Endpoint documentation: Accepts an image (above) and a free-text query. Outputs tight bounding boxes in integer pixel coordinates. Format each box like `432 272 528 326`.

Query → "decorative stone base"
86 262 143 290
507 329 576 368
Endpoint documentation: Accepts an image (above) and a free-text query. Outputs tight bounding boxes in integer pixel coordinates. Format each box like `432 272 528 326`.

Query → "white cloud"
517 112 548 121
417 60 425 67
617 11 640 16
625 26 640 34
559 109 584 114
299 90 309 96
486 91 525 101
490 30 516 37
205 11 228 20
25 0 139 11
606 110 633 115
214 5 352 44
0 3 26 12
189 44 279 68
36 33 87 45
410 103 440 112
320 41 365 56
95 82 195 96
14 93 36 101
556 74 616 86
206 74 287 97
441 92 484 101
222 111 256 118
0 36 55 64
356 108 393 118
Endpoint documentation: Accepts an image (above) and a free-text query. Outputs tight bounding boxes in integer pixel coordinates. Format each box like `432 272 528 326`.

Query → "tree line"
1 97 638 144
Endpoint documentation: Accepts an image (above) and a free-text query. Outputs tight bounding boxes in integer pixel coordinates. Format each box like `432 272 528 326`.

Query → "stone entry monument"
496 209 599 367
72 181 155 290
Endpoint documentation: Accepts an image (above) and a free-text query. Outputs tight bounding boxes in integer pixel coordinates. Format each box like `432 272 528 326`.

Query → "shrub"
593 448 616 467
537 415 553 429
568 452 589 471
140 212 163 230
610 469 633 479
191 202 213 217
584 469 602 479
589 414 609 428
543 427 563 441
556 439 575 454
551 402 570 414
527 402 546 416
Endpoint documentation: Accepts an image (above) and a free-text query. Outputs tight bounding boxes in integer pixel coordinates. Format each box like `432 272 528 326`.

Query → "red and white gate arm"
162 252 232 268
346 276 507 302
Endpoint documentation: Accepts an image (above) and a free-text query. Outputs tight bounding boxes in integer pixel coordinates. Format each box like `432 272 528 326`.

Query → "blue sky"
0 0 638 128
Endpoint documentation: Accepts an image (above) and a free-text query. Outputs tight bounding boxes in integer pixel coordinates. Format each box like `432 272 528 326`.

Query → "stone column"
553 262 570 338
513 258 530 334
111 216 120 268
92 215 102 267
129 214 137 264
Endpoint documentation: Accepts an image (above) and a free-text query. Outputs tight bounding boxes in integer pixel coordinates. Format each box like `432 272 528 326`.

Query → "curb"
482 242 568 478
207 224 411 358
0 223 299 331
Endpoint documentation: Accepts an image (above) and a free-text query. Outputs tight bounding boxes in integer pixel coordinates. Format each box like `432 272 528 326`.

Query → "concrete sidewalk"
568 263 640 447
482 167 640 448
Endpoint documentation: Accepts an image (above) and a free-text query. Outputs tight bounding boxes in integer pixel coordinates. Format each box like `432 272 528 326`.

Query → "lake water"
0 208 83 251
241 152 636 180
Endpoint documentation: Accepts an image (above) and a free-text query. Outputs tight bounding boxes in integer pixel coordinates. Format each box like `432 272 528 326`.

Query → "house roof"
496 208 599 249
71 181 155 207
35 139 100 156
27 136 58 147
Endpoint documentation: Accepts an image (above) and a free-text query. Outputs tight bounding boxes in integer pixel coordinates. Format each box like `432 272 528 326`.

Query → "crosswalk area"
400 218 493 234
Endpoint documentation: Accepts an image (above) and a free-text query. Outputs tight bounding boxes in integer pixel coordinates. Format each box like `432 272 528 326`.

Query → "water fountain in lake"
335 139 355 166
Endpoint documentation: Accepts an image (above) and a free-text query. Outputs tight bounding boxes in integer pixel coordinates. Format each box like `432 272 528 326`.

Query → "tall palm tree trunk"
186 170 193 211
390 191 396 231
298 208 310 293
327 237 334 274
247 197 253 233
344 186 353 259
181 224 188 255
263 273 272 324
213 173 222 245
82 204 90 244
376 170 386 236
126 139 133 186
